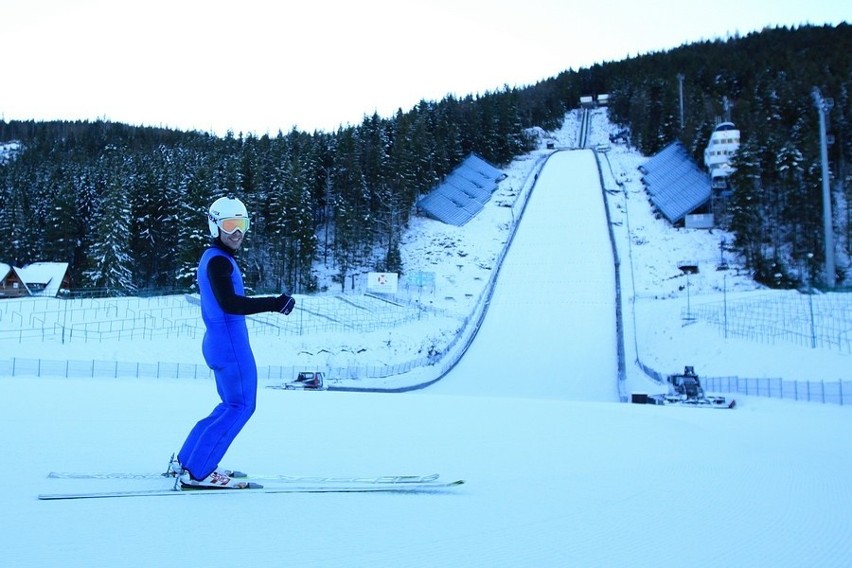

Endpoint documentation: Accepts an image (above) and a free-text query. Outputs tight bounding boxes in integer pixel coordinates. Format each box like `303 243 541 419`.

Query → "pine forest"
1 23 850 294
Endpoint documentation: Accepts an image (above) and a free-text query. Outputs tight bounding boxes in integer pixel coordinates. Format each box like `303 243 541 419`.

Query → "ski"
47 471 441 484
38 479 464 500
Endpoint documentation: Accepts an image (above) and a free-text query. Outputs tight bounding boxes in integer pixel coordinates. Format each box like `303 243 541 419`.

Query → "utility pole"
812 87 836 288
677 74 685 131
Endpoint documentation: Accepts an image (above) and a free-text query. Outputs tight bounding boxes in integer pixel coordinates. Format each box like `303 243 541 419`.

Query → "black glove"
276 293 295 315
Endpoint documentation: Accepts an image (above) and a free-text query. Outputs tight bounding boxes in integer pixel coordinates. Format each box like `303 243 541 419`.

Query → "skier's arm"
207 256 294 315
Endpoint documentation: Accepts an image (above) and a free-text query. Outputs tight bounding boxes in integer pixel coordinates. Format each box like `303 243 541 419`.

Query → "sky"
1 0 849 136
2 111 851 567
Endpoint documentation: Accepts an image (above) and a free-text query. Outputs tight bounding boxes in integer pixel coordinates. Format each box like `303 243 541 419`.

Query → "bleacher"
638 142 711 224
417 153 506 226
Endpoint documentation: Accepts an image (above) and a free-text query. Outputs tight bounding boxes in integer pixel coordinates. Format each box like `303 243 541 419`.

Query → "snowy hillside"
2 110 851 567
3 109 849 391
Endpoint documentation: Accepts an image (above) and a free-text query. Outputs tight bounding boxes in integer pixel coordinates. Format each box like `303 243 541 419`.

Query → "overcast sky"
1 0 848 136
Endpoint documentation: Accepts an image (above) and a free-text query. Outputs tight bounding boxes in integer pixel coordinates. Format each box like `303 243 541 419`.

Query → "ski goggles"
217 217 250 234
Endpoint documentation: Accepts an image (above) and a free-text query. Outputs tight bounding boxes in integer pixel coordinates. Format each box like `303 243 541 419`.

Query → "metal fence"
0 354 446 384
701 375 850 406
634 360 850 406
0 291 449 345
686 290 852 354
0 289 466 384
1 357 214 380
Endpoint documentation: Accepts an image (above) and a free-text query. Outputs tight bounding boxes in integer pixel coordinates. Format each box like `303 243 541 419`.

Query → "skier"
170 194 295 488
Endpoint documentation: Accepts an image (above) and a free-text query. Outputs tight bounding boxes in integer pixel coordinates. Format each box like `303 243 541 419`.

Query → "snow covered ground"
4 109 848 388
1 110 851 567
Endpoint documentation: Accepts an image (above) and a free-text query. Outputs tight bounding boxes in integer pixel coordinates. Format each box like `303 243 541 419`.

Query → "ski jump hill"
427 149 620 401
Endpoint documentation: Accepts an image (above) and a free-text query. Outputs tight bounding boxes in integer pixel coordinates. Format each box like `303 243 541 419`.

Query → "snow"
10 262 69 297
1 110 850 567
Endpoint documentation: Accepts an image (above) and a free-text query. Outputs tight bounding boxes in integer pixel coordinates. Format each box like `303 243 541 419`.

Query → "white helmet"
207 195 250 238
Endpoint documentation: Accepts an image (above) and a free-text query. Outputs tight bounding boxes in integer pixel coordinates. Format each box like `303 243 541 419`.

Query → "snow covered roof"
5 262 69 297
639 142 711 224
0 263 10 281
417 154 506 226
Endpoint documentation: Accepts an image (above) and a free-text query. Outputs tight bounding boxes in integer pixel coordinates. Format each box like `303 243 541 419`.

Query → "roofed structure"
0 262 70 298
639 142 711 224
417 154 506 226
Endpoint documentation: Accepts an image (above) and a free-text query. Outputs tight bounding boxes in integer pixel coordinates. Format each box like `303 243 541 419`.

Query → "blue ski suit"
178 240 291 480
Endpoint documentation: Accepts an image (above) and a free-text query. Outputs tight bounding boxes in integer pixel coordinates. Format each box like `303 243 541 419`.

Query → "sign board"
367 272 399 294
409 271 435 288
685 214 714 229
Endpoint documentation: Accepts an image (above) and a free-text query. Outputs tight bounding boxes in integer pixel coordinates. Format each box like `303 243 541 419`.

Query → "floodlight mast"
812 87 835 288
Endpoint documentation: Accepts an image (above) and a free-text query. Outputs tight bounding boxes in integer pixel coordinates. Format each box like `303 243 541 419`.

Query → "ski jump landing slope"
429 150 619 401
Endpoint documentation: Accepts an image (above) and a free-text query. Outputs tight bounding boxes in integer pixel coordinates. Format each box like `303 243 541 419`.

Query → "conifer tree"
82 151 136 294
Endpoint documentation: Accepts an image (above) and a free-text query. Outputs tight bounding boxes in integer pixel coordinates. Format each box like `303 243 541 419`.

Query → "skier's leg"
177 404 226 465
178 355 257 479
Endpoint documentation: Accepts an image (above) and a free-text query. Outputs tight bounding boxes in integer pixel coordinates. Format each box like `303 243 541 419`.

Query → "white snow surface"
2 110 850 567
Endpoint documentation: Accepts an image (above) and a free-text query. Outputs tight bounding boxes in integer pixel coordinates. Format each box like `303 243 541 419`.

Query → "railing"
0 356 444 384
686 290 852 354
0 291 450 345
701 375 850 406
